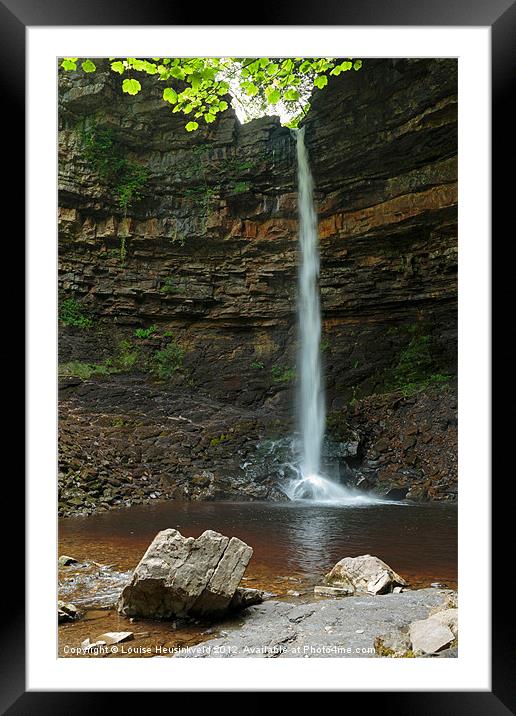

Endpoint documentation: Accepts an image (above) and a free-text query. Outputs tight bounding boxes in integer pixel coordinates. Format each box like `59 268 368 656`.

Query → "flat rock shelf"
175 589 457 658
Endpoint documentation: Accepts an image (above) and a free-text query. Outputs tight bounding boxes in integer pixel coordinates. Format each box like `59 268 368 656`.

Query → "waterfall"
288 128 352 501
296 127 325 479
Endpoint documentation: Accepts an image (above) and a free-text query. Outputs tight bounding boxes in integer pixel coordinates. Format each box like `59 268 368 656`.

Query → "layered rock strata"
58 58 458 508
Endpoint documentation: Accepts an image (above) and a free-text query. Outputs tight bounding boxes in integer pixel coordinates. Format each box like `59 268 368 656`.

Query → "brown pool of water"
58 499 457 657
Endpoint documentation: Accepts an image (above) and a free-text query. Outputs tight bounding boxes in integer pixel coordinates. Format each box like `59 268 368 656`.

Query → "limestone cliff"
58 58 457 512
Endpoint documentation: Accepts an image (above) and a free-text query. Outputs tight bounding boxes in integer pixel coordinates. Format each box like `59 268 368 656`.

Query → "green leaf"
202 67 217 81
284 89 300 102
61 58 77 71
353 59 363 71
163 87 178 104
111 61 125 74
81 59 96 73
245 83 259 97
266 62 279 76
204 113 216 123
170 67 186 80
265 87 280 104
191 73 202 91
122 78 142 95
218 100 228 111
185 121 199 132
314 75 328 89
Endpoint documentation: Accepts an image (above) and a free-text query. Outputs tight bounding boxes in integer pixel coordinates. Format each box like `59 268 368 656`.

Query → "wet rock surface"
327 382 458 501
58 373 291 516
58 371 457 516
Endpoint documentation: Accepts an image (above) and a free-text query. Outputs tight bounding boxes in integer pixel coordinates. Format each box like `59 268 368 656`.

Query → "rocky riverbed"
58 531 458 659
59 369 457 516
174 589 458 659
58 364 457 516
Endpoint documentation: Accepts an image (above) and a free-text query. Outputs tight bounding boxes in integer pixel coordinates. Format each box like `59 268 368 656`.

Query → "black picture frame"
8 0 510 710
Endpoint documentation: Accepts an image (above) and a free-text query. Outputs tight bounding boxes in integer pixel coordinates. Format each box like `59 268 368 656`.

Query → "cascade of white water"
290 128 355 501
295 127 325 479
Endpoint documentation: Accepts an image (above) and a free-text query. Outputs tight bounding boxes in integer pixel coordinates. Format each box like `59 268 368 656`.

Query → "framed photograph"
8 0 509 708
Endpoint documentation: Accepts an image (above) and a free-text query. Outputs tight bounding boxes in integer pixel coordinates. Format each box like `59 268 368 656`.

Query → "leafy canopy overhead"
60 57 362 131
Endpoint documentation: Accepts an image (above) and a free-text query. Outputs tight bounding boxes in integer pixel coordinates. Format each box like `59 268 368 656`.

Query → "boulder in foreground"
117 529 253 619
319 554 407 596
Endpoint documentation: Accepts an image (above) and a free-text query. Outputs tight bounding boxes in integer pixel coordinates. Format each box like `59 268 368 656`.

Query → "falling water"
289 128 360 501
295 127 325 480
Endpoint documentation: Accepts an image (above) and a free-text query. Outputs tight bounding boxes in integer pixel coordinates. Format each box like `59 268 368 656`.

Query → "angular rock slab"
323 554 407 595
409 618 454 655
117 528 253 619
427 608 458 637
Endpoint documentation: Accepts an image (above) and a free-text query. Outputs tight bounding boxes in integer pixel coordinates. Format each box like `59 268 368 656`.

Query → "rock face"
117 529 254 619
58 59 458 508
321 555 407 595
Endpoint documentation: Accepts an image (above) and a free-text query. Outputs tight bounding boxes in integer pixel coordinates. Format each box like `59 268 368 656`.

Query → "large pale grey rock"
117 529 253 619
322 554 407 595
409 617 454 654
427 608 458 637
190 536 254 615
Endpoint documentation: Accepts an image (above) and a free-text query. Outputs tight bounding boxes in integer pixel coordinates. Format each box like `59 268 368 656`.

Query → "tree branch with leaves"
60 57 362 131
